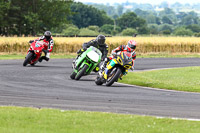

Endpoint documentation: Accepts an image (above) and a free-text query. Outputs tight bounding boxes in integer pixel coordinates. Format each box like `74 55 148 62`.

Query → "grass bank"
0 53 76 60
1 53 200 60
0 106 200 133
120 66 200 92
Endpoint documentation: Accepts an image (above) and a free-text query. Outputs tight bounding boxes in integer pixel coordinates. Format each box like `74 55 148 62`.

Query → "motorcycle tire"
106 68 122 86
75 64 89 80
70 71 77 79
23 52 33 66
95 76 103 85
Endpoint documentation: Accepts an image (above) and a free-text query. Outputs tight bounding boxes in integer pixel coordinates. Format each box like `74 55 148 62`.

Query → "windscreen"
35 41 44 47
123 51 132 60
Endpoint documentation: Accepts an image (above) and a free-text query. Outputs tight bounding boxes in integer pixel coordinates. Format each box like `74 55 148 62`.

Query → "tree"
101 12 114 25
186 24 200 33
62 24 80 36
70 2 111 28
158 24 173 32
100 24 114 34
38 0 72 33
162 30 171 35
91 4 116 17
159 8 177 25
0 0 73 36
162 16 173 24
180 15 199 25
134 8 159 25
148 24 159 34
0 0 10 35
116 12 146 31
155 17 161 25
121 28 137 36
138 26 150 34
78 28 99 37
173 27 193 36
117 5 124 16
88 25 100 32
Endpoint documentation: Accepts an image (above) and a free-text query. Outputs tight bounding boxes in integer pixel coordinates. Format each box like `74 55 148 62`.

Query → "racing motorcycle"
23 41 45 66
95 51 133 86
70 46 102 80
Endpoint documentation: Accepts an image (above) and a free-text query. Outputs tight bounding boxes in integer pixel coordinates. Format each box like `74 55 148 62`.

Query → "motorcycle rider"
103 40 137 79
73 34 108 71
29 31 54 62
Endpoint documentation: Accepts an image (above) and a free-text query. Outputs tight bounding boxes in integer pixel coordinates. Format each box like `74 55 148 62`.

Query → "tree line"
0 0 148 36
2 0 199 36
0 0 72 36
91 3 200 36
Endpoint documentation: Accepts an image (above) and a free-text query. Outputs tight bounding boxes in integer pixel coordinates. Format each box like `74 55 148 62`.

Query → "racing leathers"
30 36 54 62
103 45 136 79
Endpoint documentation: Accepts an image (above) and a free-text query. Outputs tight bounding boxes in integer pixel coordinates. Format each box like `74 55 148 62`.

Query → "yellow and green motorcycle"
95 51 133 86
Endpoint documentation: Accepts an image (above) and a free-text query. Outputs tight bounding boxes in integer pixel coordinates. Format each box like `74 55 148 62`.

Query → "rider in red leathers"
103 40 137 79
29 31 54 62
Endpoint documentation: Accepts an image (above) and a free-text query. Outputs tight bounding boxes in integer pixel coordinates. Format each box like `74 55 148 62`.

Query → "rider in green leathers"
73 34 108 71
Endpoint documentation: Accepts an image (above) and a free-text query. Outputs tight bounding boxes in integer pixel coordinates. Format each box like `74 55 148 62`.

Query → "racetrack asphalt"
0 58 200 119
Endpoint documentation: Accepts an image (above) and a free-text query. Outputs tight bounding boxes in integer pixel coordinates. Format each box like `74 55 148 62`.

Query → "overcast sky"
75 0 200 5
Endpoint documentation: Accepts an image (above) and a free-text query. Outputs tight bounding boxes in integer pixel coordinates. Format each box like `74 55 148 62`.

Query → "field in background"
1 37 200 56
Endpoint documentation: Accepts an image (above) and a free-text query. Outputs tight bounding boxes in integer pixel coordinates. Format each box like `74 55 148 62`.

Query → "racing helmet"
44 31 52 41
127 40 137 50
96 34 106 45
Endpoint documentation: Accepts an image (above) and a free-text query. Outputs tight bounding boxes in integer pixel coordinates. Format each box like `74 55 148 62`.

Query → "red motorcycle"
23 41 45 66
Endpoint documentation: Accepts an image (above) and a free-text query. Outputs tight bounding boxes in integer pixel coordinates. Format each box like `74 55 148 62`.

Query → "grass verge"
0 53 76 60
120 66 200 92
0 106 200 133
1 53 200 60
137 52 200 58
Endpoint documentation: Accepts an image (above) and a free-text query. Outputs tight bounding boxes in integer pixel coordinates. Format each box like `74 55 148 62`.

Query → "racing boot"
72 59 76 69
39 56 49 62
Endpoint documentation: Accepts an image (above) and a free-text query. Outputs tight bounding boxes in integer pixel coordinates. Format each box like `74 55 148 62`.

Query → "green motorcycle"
70 46 102 80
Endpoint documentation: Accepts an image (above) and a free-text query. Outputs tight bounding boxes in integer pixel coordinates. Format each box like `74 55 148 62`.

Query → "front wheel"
106 68 122 86
23 52 33 66
95 76 103 85
75 64 89 80
70 71 77 79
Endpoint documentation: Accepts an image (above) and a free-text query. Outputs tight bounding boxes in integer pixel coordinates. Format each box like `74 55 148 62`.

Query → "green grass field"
0 54 76 60
1 53 200 60
0 106 200 133
120 66 200 92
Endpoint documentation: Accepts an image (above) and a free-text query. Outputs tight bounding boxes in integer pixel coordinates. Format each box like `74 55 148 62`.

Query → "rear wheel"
75 64 89 80
106 68 122 86
23 52 33 66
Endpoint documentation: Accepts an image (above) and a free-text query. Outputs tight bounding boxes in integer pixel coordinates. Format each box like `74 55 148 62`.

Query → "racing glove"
29 40 34 43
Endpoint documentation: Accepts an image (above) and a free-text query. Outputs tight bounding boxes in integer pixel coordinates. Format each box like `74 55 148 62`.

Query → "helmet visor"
128 43 136 49
45 36 51 41
98 39 105 45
